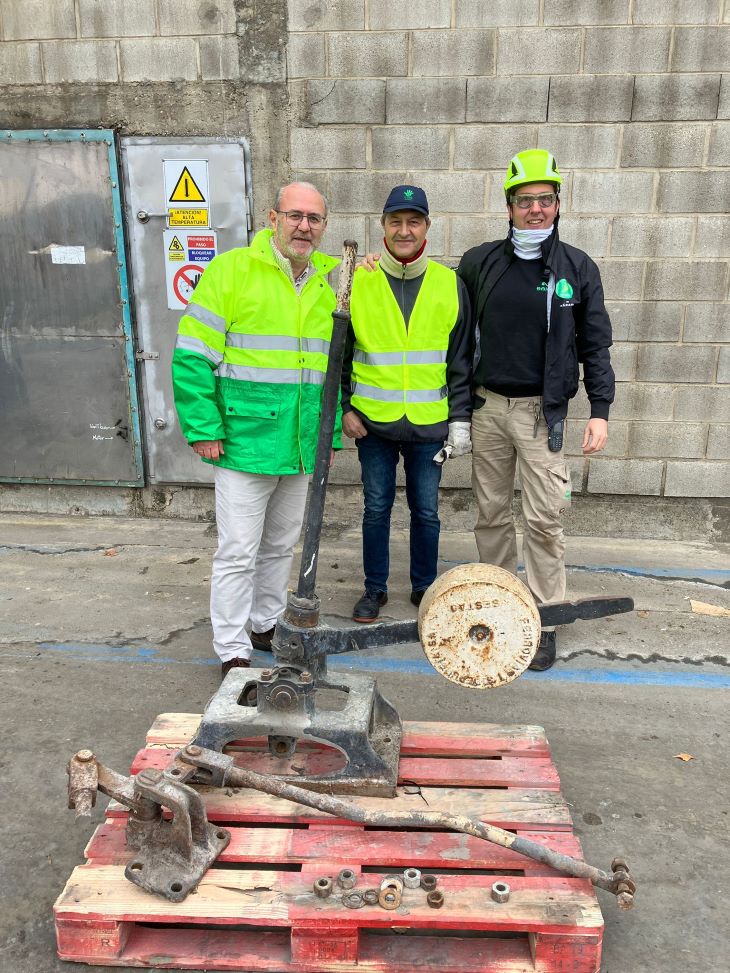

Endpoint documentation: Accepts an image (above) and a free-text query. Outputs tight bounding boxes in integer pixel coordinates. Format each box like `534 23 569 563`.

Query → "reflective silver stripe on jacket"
175 334 223 365
225 333 331 355
216 363 325 384
352 381 447 403
183 302 227 334
353 349 447 366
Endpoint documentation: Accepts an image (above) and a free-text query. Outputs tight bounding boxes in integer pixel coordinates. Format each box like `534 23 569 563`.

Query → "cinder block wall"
288 0 730 501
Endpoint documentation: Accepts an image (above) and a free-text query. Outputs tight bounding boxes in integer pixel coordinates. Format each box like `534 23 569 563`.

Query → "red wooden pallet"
55 716 604 972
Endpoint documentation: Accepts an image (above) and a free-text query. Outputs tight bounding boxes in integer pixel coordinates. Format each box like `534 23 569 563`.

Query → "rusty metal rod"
178 747 635 908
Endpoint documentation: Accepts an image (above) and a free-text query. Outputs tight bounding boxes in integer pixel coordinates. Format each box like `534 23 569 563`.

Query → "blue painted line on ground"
439 559 730 583
35 642 730 688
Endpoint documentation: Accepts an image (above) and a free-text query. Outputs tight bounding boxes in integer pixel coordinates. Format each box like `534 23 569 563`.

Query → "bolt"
299 670 312 683
260 670 273 681
186 745 201 756
76 750 94 763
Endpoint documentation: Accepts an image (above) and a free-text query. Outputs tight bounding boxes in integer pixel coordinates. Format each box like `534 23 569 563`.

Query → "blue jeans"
356 432 443 593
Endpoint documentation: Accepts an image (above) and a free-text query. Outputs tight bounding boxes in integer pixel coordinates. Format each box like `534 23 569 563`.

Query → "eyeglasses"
510 193 558 209
276 210 327 228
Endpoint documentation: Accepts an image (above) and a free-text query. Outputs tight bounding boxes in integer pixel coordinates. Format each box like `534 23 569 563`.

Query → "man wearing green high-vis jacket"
172 181 341 678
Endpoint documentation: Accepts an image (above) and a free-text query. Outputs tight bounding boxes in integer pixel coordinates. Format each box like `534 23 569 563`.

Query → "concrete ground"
0 512 728 973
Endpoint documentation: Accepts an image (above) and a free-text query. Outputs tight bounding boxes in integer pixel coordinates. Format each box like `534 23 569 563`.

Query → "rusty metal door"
0 130 143 485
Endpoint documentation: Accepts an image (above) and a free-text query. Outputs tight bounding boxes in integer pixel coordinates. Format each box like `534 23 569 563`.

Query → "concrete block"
537 125 619 169
158 0 236 35
548 75 634 122
291 127 367 169
400 172 487 214
707 425 730 460
450 217 507 255
369 0 450 29
371 127 450 170
566 419 628 457
200 36 239 80
571 172 654 214
644 261 728 302
307 80 385 124
320 214 368 257
79 0 156 37
675 386 730 423
720 76 730 119
0 42 42 83
328 170 409 212
628 421 708 459
657 171 730 214
708 123 730 167
584 27 671 73
453 125 537 170
719 347 730 384
1 0 75 39
610 217 694 258
683 303 730 344
466 77 549 122
287 33 326 79
633 0 720 24
621 123 707 168
412 29 494 77
607 301 683 342
610 383 674 421
551 217 609 257
587 459 663 495
41 40 118 83
367 215 447 257
671 27 730 73
287 0 364 31
632 74 721 121
594 261 645 301
328 31 408 78
456 0 539 27
545 1 629 24
665 461 729 497
609 342 637 382
496 28 582 75
386 79 466 124
120 37 198 82
637 344 718 384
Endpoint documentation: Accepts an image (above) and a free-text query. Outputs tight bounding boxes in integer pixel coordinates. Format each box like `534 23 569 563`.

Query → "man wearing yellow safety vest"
458 150 614 671
342 185 472 623
172 182 341 677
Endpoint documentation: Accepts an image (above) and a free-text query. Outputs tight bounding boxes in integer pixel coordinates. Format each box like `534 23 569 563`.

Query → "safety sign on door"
163 229 217 310
163 159 209 228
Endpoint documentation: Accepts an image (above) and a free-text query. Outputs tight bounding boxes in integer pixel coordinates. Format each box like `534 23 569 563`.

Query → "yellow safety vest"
349 261 459 425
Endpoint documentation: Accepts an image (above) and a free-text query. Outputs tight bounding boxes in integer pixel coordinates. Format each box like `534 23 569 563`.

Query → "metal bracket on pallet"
66 750 229 902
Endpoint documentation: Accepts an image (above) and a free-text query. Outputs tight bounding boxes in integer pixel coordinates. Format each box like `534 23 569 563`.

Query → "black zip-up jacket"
341 264 473 443
457 223 614 427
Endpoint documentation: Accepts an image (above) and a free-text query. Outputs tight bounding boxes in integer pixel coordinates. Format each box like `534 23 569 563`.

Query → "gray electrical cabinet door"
121 137 251 484
0 131 143 485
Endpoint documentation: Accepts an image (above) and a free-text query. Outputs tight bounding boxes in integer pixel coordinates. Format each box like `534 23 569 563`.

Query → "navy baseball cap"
382 185 429 217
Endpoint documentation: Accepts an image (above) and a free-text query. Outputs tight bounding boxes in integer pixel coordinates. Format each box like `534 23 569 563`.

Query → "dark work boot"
250 627 275 652
410 589 427 607
352 588 388 623
529 631 557 671
221 657 251 679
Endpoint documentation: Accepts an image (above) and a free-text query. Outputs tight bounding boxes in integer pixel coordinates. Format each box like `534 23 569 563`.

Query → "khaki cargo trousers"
471 389 572 619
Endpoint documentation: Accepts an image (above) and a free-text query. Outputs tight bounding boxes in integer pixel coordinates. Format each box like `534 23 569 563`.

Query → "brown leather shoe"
221 657 251 679
250 627 275 651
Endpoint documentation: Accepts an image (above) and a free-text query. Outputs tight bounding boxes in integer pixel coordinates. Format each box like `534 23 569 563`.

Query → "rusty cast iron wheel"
418 564 540 688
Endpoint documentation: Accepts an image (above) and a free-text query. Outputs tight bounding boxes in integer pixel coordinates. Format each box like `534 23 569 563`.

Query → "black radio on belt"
548 420 564 452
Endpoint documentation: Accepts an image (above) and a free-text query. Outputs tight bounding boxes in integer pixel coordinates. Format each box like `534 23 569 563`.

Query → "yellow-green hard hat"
504 150 562 196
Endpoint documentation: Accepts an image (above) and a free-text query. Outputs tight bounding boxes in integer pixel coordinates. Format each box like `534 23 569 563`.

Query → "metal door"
0 130 143 485
121 137 252 484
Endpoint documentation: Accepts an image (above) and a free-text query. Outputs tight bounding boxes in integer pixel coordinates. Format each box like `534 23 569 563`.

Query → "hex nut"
313 877 333 898
337 868 357 890
420 874 438 891
427 889 444 909
491 881 510 903
403 867 421 889
343 891 364 909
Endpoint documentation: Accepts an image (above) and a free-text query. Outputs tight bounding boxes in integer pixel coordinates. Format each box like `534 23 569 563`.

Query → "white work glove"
433 421 472 466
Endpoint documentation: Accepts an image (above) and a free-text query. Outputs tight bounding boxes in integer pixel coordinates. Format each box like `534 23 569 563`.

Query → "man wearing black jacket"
342 185 472 623
458 150 614 670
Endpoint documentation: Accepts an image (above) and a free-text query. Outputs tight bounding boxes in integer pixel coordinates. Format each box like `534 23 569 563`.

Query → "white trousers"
210 466 310 662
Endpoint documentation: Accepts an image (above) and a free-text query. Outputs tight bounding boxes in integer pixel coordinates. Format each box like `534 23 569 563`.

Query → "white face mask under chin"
512 227 554 260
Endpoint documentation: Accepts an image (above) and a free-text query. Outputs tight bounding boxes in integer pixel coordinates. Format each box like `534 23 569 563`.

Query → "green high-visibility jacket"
349 261 459 425
172 228 342 475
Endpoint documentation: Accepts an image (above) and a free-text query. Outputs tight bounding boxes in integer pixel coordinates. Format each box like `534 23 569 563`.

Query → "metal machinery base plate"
189 665 402 797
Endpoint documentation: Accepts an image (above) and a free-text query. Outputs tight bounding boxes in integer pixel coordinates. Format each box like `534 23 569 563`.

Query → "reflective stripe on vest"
217 362 326 385
349 261 458 425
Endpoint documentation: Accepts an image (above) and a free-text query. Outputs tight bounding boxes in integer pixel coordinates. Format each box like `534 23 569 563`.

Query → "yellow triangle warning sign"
169 166 205 203
168 235 184 253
